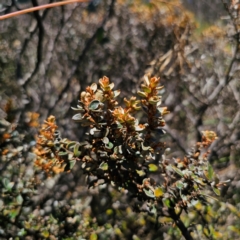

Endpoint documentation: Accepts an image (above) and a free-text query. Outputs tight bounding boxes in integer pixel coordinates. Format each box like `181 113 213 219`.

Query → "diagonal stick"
0 0 89 20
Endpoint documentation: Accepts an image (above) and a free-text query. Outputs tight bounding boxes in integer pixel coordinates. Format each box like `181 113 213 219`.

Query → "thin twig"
0 0 89 20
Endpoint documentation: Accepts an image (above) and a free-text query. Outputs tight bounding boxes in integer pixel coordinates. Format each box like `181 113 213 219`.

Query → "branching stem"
168 208 193 240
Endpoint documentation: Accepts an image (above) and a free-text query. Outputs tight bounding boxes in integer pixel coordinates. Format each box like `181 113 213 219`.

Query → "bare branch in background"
0 0 89 20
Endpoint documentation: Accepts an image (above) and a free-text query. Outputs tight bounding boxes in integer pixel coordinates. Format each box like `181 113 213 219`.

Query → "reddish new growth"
34 116 65 175
201 130 218 147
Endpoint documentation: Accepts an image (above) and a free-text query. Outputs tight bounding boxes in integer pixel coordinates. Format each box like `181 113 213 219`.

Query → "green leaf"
136 170 146 176
90 233 98 240
9 208 19 220
141 86 151 93
226 203 240 218
154 187 164 198
204 163 214 180
99 162 108 171
71 106 85 112
16 194 23 205
41 230 50 238
158 216 173 224
210 181 220 195
162 198 171 208
74 143 81 157
228 225 240 234
148 96 160 105
211 230 223 238
58 151 68 156
72 113 83 122
150 205 157 216
89 100 100 111
68 160 76 170
175 206 181 215
148 163 158 172
58 151 69 161
102 137 109 144
176 181 184 190
193 176 206 186
199 192 219 201
66 141 76 149
141 142 152 151
18 228 27 237
212 186 220 196
3 178 14 191
105 142 114 149
143 188 155 198
137 91 148 98
208 163 214 180
2 178 9 188
171 165 184 177
105 209 114 217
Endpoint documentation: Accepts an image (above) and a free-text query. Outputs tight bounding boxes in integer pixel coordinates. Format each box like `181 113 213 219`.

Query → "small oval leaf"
72 113 83 122
89 100 100 110
143 188 155 198
74 143 81 157
99 162 108 171
16 194 23 205
212 186 220 196
154 187 164 198
90 83 97 92
102 137 109 144
148 164 158 172
136 170 146 176
163 198 171 208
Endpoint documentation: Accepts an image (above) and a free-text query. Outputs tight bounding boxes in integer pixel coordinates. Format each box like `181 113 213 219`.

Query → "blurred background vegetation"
1 0 240 239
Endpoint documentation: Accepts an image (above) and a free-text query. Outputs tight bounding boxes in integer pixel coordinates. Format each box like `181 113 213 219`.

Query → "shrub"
35 75 227 239
1 0 240 239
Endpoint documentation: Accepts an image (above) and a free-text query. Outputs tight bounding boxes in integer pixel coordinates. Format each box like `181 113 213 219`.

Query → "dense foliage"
35 75 227 240
1 0 240 239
